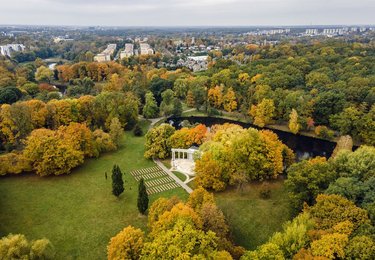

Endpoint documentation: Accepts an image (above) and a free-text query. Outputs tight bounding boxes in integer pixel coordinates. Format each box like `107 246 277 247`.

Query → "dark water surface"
167 116 337 160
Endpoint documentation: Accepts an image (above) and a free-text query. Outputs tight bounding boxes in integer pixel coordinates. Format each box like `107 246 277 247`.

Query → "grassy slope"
215 180 292 250
0 120 188 260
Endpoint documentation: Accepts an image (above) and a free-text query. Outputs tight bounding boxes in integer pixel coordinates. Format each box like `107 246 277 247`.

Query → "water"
167 116 337 160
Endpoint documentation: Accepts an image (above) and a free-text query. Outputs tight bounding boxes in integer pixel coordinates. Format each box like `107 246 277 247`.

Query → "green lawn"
0 120 188 260
172 171 187 182
215 179 292 250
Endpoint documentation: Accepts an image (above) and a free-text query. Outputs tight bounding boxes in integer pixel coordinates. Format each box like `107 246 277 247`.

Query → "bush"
207 106 220 116
315 126 334 140
259 182 271 199
133 124 143 136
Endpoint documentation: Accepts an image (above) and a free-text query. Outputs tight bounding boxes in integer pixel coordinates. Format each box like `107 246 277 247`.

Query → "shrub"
259 182 271 199
133 124 143 136
315 125 334 140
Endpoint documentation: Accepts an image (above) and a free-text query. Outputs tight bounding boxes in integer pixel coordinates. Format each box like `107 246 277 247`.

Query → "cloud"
0 0 373 26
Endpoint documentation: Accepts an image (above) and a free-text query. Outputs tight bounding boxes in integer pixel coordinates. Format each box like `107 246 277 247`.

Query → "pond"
167 116 337 160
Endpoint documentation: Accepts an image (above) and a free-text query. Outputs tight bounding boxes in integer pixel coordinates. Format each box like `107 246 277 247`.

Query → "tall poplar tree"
112 164 124 197
137 178 149 214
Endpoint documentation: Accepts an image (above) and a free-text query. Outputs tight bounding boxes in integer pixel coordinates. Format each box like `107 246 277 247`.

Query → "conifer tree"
137 178 149 214
112 165 124 197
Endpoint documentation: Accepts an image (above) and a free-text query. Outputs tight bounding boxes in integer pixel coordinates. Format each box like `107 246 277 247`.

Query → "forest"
0 39 374 259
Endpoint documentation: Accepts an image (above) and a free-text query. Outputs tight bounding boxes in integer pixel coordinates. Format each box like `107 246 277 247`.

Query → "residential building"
120 43 134 59
139 43 154 55
0 44 26 57
94 44 117 62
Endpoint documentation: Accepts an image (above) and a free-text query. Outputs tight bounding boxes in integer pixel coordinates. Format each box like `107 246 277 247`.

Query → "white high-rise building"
305 29 318 35
120 43 134 59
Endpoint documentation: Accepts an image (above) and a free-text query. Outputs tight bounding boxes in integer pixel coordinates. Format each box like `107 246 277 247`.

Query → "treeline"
0 92 138 176
1 40 375 145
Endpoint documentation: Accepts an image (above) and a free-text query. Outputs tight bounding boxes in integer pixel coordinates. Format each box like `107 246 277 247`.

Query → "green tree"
112 164 124 197
172 98 183 117
109 117 124 148
142 92 159 119
345 236 375 260
159 89 174 116
137 178 149 215
35 66 53 82
285 157 337 211
242 243 284 260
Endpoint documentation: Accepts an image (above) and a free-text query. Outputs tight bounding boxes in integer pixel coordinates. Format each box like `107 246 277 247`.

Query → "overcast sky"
0 0 374 26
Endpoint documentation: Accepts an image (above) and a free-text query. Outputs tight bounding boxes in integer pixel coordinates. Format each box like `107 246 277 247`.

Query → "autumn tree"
195 152 226 191
104 73 123 92
142 219 230 259
208 85 223 108
107 226 144 260
223 87 237 112
147 197 181 229
23 128 84 176
288 109 300 134
112 164 124 197
0 234 54 260
309 194 370 231
0 103 33 148
186 90 195 107
109 117 124 148
144 124 175 159
137 178 149 215
250 98 275 127
35 66 53 82
0 153 31 175
93 129 116 153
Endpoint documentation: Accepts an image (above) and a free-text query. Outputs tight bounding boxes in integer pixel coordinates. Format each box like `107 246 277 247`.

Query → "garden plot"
130 166 179 195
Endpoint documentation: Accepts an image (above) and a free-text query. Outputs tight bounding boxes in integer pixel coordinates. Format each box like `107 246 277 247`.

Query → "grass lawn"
215 179 292 250
172 171 186 182
0 120 188 260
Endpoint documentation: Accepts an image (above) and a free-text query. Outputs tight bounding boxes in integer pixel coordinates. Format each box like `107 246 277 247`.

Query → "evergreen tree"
112 165 124 197
137 178 149 214
133 124 143 136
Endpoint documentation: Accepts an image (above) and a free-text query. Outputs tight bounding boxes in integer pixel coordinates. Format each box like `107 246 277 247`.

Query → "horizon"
1 0 374 27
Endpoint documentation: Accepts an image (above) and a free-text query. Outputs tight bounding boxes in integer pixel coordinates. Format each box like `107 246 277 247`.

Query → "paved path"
153 159 193 194
141 108 197 130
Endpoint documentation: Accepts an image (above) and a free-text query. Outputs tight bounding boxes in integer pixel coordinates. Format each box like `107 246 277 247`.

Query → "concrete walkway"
153 159 193 194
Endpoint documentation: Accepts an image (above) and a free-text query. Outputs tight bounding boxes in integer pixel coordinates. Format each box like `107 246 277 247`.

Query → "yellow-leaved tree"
223 87 237 112
107 226 144 260
288 109 300 134
249 98 275 127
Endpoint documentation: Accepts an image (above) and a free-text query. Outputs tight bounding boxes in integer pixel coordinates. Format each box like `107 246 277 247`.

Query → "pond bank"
167 116 338 160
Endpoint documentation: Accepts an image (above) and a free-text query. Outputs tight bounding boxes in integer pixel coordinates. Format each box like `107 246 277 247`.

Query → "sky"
0 0 374 26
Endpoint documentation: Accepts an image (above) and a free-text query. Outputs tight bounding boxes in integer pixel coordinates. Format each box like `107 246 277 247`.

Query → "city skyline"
0 0 374 26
